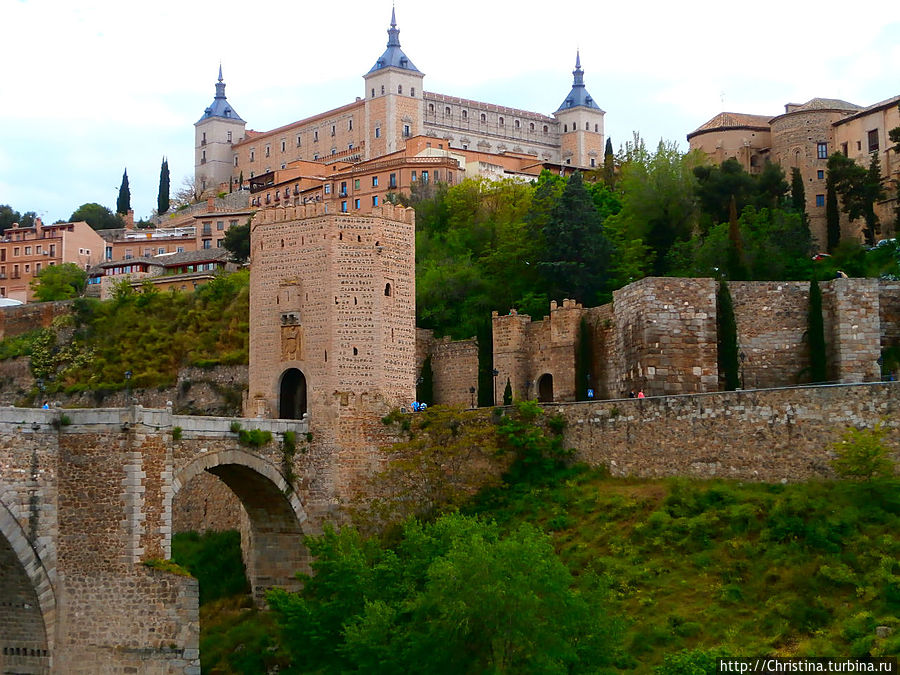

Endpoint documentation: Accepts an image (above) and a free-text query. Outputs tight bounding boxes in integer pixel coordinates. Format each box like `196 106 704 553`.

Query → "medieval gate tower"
246 201 416 517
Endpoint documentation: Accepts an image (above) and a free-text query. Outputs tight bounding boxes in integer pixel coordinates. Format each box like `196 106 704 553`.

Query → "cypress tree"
808 280 827 383
726 194 748 280
825 172 840 253
158 157 170 215
790 167 809 236
116 169 131 215
717 280 740 390
503 378 513 406
602 137 615 188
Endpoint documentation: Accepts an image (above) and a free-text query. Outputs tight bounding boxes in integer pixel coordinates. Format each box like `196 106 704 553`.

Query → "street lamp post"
125 370 132 404
469 386 476 409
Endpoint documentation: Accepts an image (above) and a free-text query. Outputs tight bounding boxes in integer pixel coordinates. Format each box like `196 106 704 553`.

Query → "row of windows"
1 243 57 259
0 260 53 278
370 84 416 97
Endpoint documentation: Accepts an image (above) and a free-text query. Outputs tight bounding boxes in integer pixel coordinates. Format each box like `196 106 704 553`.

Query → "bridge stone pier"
0 405 311 675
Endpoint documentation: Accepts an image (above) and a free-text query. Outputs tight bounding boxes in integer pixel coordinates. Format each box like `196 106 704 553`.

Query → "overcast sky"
1 0 897 223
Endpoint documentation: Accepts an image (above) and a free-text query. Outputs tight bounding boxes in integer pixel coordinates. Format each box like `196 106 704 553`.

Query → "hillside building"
688 96 900 247
194 10 605 199
0 218 105 303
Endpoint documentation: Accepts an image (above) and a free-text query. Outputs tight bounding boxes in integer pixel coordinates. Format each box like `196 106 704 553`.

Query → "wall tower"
194 66 246 195
553 52 605 168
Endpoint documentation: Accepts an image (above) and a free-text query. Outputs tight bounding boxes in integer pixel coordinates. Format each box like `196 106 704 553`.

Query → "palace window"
373 195 379 206
227 131 232 142
462 110 468 119
445 106 450 116
410 87 415 97
354 199 361 209
398 85 403 94
499 116 504 126
331 125 336 136
375 127 381 138
817 142 828 159
480 113 486 123
817 170 824 179
429 103 434 113
815 194 825 207
281 140 286 152
868 129 879 152
403 124 411 137
372 176 379 187
348 119 353 131
250 149 255 161
265 145 270 157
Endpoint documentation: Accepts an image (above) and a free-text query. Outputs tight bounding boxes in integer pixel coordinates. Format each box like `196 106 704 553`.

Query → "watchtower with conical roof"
363 9 425 157
194 66 246 195
553 52 605 168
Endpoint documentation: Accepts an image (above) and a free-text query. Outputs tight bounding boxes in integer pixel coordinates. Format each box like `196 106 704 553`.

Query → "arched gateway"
279 368 308 419
171 449 311 603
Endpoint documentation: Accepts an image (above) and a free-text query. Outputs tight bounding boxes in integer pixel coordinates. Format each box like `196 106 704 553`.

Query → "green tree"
830 424 895 481
790 166 809 235
158 157 170 215
116 169 131 215
269 513 619 675
826 170 840 252
502 377 513 405
222 219 250 263
602 136 616 188
417 355 434 406
808 279 827 383
0 205 37 233
717 281 740 390
754 160 790 212
69 203 123 230
30 263 88 301
611 139 699 276
693 157 757 233
827 152 885 247
539 171 612 304
889 107 900 229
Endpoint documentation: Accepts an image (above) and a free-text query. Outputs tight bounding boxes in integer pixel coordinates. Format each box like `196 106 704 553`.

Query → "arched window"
384 283 392 296
398 84 403 94
530 122 535 131
499 116 504 126
462 110 468 119
515 120 520 129
480 113 486 123
428 103 434 113
410 87 415 97
543 125 549 134
537 374 554 403
445 106 451 116
564 124 568 132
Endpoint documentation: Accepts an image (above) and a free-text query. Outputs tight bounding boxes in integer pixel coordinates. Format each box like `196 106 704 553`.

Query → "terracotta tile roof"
834 94 900 125
791 97 862 112
687 112 772 139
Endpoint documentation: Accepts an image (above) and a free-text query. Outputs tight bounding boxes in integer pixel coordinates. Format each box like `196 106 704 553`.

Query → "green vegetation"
116 168 131 215
238 428 272 448
30 262 87 301
171 530 250 604
830 424 894 481
808 280 827 383
716 281 739 390
68 202 124 230
158 157 170 215
223 219 251 263
1 270 250 394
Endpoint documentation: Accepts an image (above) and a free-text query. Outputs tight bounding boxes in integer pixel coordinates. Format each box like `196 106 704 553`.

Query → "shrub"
238 428 272 448
831 424 895 481
229 421 242 433
172 426 183 441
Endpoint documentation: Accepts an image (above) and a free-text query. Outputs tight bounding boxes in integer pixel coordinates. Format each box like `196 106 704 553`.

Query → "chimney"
35 217 43 228
207 197 215 213
125 210 135 230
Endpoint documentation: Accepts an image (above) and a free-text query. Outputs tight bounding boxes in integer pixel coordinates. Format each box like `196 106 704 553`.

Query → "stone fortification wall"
881 280 900 355
547 382 899 482
0 300 72 341
729 281 810 388
583 303 616 398
822 278 882 382
415 329 478 406
613 277 719 396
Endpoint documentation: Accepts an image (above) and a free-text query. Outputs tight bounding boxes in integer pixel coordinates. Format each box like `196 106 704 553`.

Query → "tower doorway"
279 368 307 419
537 373 554 402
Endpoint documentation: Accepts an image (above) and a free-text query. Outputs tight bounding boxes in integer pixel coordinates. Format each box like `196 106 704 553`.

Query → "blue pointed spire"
368 8 420 73
198 65 245 124
556 52 600 113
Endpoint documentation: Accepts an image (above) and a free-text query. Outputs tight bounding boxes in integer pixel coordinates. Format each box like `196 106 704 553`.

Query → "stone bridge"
0 405 311 675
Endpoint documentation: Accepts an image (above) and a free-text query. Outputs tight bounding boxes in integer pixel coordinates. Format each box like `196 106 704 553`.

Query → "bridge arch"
170 450 311 604
0 496 55 673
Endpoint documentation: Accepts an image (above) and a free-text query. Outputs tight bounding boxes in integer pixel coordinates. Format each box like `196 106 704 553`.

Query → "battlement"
253 201 415 226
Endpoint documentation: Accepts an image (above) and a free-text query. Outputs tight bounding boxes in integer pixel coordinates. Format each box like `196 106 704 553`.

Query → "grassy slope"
469 469 900 668
187 470 899 673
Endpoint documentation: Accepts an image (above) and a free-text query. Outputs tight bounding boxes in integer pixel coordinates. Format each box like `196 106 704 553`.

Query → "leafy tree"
158 157 170 215
890 107 900 229
726 195 749 280
269 513 620 674
830 424 895 481
30 263 87 301
539 171 612 304
116 169 131 215
69 203 123 230
808 279 827 383
0 205 37 233
827 152 885 247
694 157 757 233
222 219 250 263
717 281 740 390
754 160 790 211
610 139 699 276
